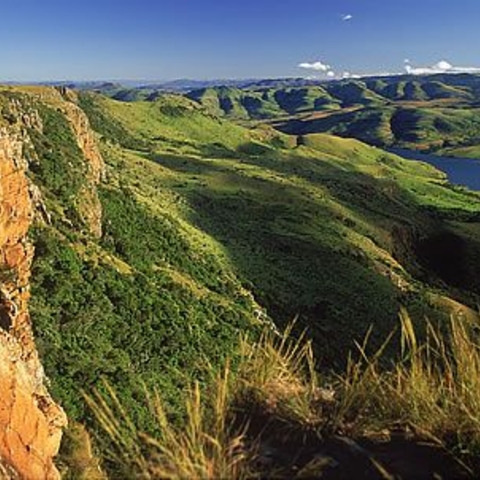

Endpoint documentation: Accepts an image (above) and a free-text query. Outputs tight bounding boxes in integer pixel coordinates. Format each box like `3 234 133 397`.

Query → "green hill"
421 80 473 100
86 75 480 153
323 80 386 107
186 85 340 119
180 77 480 153
277 104 480 149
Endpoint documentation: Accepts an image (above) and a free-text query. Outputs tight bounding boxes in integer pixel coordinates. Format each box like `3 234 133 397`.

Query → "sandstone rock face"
8 87 105 238
57 89 105 238
0 128 67 479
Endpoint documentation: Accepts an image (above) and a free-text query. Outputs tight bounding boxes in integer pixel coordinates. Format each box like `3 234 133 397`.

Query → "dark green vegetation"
28 105 88 222
30 215 255 422
277 105 480 152
3 84 480 475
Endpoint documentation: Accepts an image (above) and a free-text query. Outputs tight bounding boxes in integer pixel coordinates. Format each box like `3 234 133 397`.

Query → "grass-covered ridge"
77 92 480 362
79 91 250 156
276 105 480 151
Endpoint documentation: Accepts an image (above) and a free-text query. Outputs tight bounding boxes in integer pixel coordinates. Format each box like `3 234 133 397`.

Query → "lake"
389 148 480 191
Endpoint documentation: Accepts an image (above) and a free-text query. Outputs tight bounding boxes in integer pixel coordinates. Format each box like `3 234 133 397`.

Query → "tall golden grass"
86 310 480 478
336 309 480 457
85 366 249 479
85 324 322 479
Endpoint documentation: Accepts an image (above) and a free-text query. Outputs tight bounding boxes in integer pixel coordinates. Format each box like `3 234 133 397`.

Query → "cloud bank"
405 60 480 75
298 58 480 81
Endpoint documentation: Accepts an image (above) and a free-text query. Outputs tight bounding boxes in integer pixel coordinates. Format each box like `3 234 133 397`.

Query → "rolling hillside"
28 90 480 414
276 105 480 150
3 85 480 476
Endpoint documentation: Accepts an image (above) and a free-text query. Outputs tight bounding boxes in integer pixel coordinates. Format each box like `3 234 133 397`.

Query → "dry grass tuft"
336 309 480 458
236 324 322 427
85 366 250 479
85 311 480 477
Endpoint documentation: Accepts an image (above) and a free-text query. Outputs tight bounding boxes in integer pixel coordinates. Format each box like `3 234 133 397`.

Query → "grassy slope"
84 93 480 363
4 87 480 453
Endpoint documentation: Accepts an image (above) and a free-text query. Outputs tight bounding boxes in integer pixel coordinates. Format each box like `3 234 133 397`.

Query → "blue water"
389 148 480 192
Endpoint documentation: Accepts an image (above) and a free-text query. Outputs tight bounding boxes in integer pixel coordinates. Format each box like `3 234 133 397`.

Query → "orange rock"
0 128 66 479
0 339 66 480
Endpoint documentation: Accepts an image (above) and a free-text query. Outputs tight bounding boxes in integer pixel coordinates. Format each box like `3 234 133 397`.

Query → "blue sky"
1 0 480 81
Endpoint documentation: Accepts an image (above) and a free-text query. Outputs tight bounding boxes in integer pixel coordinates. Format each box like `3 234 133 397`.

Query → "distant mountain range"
29 73 480 154
28 72 480 93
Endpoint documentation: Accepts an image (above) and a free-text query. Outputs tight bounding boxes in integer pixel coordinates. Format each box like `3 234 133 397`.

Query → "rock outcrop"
0 127 67 479
7 86 106 237
56 88 105 238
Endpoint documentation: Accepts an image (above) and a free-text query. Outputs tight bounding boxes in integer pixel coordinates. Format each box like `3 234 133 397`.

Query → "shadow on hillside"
154 155 402 364
150 148 480 365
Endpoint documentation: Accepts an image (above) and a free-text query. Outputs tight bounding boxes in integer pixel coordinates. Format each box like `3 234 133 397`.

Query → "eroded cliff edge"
0 126 67 479
0 87 105 479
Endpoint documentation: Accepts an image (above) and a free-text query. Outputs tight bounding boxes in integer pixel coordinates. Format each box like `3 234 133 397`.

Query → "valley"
4 0 480 476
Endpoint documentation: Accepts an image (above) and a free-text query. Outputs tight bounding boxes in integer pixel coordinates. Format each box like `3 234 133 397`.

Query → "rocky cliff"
0 86 106 478
0 124 67 479
4 87 105 238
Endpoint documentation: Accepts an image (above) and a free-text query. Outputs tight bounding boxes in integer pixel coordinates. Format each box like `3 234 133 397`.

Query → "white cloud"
367 71 403 77
342 14 353 21
341 72 361 79
298 60 331 71
405 59 480 75
298 58 480 81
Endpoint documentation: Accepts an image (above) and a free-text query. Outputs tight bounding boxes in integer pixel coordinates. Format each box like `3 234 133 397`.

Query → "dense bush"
28 105 86 213
30 189 257 425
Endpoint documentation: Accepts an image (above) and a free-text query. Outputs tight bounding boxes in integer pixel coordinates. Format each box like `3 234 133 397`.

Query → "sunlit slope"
80 93 480 362
2 85 474 435
79 92 251 155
